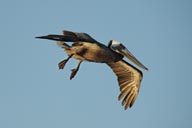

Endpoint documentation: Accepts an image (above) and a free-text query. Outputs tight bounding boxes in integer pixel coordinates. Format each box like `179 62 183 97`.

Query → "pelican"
36 30 148 110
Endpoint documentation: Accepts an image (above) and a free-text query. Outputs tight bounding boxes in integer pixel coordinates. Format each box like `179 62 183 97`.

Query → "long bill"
118 48 148 71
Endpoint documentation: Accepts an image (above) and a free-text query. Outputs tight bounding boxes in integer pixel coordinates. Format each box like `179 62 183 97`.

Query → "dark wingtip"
35 35 64 41
124 105 129 110
35 35 49 39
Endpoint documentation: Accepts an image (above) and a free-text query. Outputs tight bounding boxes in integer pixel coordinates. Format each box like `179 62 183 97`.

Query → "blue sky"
0 0 192 128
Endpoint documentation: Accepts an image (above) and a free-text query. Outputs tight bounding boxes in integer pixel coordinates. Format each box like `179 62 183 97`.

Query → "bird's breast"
65 42 123 63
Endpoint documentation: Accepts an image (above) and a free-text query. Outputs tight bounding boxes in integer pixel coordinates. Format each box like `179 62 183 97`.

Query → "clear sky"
0 0 192 128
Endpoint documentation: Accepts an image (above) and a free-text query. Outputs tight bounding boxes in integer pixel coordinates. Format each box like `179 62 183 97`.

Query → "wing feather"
36 30 99 43
63 30 99 43
107 60 143 110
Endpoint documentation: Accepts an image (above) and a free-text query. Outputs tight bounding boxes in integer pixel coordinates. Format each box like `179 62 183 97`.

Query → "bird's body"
36 30 148 110
60 41 123 63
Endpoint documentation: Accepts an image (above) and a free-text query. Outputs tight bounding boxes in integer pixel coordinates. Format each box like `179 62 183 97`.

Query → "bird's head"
108 40 148 71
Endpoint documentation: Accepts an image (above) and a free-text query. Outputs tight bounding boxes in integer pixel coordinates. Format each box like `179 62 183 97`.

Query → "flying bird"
36 30 148 110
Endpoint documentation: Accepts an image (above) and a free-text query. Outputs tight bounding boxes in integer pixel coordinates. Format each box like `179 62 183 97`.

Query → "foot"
58 55 73 70
70 68 78 80
69 61 82 80
58 60 67 70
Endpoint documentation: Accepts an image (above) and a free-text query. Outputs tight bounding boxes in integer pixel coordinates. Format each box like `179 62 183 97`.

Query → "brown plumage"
107 60 142 109
36 30 148 110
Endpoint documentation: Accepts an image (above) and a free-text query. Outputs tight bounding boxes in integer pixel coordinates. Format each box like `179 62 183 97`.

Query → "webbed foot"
69 61 82 80
58 60 67 70
58 55 73 70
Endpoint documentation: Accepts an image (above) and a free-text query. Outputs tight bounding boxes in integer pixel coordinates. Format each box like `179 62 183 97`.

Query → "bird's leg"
70 61 82 80
58 54 73 70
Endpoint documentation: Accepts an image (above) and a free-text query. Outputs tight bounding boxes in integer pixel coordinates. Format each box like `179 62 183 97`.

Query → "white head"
108 40 148 70
108 40 127 54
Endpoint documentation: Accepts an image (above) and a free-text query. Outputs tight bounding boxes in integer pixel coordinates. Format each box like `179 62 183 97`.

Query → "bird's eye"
119 43 126 50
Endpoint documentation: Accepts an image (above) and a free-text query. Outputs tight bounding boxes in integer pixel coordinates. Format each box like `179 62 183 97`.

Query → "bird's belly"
65 42 123 63
74 47 122 63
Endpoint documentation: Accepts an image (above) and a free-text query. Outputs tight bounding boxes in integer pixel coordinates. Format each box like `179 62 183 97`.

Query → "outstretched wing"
107 60 143 110
63 30 99 43
36 30 99 43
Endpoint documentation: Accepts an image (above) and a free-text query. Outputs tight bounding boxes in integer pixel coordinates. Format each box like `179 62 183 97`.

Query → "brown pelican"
36 30 148 110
